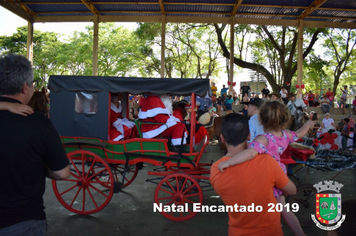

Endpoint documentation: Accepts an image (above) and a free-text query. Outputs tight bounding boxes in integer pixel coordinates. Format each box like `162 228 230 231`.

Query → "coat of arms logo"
311 180 346 231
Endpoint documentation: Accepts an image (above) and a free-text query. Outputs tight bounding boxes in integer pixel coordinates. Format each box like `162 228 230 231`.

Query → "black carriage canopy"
48 76 211 97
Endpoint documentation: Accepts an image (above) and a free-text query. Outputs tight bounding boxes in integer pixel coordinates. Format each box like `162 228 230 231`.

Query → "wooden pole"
26 21 33 64
93 16 99 76
297 20 303 99
229 17 234 94
161 15 166 78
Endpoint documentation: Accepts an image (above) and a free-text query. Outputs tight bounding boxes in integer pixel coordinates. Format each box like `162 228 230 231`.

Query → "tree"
323 28 356 96
134 23 221 78
97 23 144 77
214 24 323 92
0 26 63 88
302 54 329 94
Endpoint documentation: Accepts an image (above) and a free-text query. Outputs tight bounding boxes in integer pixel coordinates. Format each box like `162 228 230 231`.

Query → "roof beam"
231 0 243 16
158 0 166 15
7 0 37 17
33 14 356 29
298 0 328 20
33 10 356 23
0 0 34 22
80 0 100 15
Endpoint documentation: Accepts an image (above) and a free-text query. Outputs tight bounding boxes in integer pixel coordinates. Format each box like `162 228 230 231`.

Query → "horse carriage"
48 75 211 221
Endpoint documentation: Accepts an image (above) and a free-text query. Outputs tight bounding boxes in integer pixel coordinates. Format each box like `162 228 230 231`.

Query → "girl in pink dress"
219 100 316 236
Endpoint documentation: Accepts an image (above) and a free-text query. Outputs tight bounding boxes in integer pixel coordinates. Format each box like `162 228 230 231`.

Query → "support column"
160 15 166 78
297 20 304 99
26 21 33 64
93 16 99 76
229 17 235 94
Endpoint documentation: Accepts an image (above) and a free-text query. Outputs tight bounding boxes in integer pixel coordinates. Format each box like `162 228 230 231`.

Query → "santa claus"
110 93 137 141
138 95 187 148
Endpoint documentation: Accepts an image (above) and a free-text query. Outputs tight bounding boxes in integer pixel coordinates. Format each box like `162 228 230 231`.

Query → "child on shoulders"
219 100 315 236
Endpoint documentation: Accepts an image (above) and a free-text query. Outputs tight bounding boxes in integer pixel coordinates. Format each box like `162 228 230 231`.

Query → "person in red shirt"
325 88 334 107
307 91 315 107
210 113 296 236
110 93 137 141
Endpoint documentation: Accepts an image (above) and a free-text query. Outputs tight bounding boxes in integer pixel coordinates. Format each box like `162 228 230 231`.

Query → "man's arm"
46 165 70 180
281 179 297 196
300 99 307 110
44 120 71 180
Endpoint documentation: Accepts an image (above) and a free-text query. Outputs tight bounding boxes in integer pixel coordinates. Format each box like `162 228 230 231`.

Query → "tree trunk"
214 24 321 93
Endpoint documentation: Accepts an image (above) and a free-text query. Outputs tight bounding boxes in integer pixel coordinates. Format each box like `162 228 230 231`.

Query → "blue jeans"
322 104 330 113
0 220 47 236
225 103 232 110
342 136 348 150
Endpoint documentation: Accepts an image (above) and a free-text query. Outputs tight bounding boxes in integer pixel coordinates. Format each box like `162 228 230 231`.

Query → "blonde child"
0 102 33 116
219 100 315 236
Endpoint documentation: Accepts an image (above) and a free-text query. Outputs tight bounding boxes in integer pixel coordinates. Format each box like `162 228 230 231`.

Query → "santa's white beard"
160 95 173 115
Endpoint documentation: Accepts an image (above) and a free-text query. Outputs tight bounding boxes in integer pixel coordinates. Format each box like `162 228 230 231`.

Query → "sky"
0 6 136 37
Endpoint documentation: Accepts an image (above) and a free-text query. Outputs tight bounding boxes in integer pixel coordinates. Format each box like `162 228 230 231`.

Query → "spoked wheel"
154 173 203 221
97 164 139 188
52 150 114 215
288 184 317 226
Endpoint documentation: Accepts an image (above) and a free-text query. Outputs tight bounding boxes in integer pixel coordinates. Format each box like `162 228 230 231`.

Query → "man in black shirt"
240 82 250 97
261 84 270 97
0 54 70 235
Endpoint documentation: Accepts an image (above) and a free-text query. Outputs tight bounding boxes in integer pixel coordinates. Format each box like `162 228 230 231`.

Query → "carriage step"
114 181 122 193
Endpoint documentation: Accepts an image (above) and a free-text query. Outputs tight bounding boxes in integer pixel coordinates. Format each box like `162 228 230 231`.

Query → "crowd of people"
1 53 354 236
210 83 356 235
297 86 356 116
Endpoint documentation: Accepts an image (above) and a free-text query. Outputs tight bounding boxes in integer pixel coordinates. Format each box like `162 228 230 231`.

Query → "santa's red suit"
110 102 137 141
138 95 187 146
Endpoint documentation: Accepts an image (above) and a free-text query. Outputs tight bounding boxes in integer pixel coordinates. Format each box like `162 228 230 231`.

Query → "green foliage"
0 26 63 88
322 28 356 95
134 23 221 78
302 54 329 93
1 22 355 93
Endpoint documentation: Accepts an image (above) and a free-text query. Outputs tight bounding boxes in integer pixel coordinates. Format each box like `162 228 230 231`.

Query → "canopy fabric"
48 75 211 97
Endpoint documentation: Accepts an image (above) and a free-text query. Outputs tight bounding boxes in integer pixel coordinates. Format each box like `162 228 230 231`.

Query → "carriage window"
75 92 98 114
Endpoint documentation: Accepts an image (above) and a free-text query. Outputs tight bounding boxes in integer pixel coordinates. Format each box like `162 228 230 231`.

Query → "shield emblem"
316 193 342 225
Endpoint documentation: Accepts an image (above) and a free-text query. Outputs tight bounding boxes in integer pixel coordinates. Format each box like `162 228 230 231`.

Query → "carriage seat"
134 119 167 138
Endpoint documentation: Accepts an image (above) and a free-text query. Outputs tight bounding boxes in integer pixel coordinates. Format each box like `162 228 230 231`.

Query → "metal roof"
1 0 356 28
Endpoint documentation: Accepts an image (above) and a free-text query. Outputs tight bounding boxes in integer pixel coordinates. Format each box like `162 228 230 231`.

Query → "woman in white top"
321 113 335 130
279 87 288 104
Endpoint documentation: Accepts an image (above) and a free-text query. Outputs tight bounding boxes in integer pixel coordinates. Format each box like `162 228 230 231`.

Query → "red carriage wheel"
154 173 203 221
96 164 139 188
112 164 139 188
52 150 114 215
